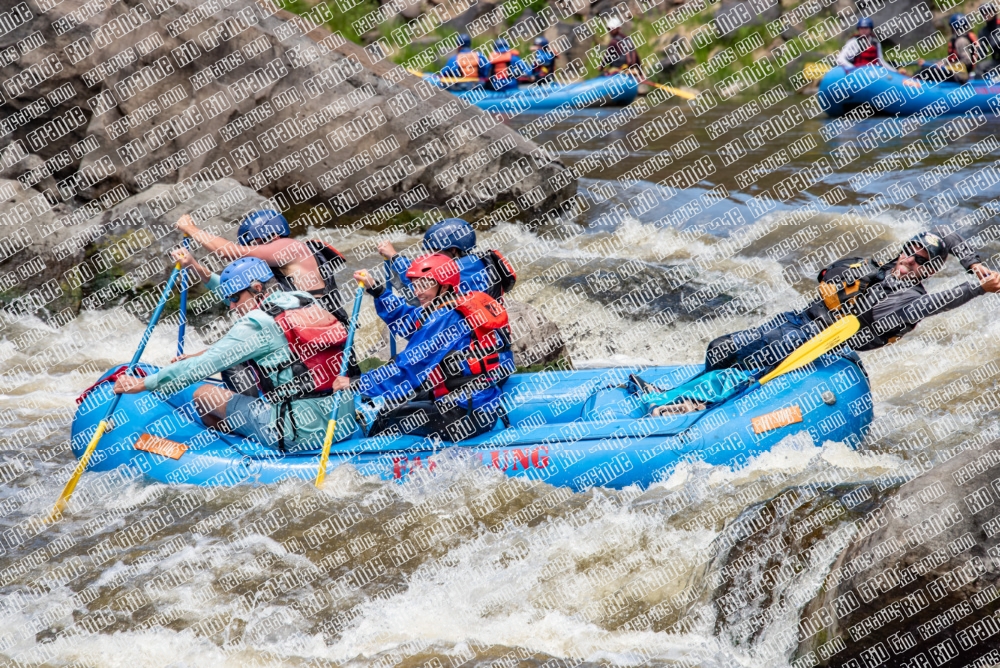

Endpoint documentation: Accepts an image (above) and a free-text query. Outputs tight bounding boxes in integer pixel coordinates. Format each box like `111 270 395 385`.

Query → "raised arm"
176 214 247 260
171 247 213 283
886 270 1000 327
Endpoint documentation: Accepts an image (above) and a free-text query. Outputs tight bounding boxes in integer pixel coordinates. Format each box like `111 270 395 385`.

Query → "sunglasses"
902 242 931 266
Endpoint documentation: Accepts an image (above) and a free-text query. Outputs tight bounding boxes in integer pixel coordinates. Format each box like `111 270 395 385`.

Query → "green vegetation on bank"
282 0 960 99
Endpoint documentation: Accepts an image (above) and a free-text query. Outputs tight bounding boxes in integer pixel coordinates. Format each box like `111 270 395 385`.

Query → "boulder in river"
0 177 265 315
793 436 1000 668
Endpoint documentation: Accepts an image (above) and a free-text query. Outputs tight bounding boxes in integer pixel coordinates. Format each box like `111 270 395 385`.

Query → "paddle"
315 281 366 488
408 68 480 84
50 262 184 521
177 235 189 356
384 260 396 360
758 315 860 385
642 79 697 101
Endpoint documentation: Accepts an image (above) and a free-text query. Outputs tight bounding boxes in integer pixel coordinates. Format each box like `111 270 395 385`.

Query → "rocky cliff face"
0 0 576 314
0 0 573 216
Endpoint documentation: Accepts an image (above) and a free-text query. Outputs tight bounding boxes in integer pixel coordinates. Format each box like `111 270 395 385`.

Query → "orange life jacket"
419 291 512 399
949 32 979 62
456 51 481 78
489 51 516 79
852 35 880 66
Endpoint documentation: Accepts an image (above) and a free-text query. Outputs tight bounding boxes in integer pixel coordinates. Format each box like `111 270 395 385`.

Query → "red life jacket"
948 32 979 62
852 36 880 66
456 51 481 78
255 296 348 399
490 51 515 79
419 291 512 399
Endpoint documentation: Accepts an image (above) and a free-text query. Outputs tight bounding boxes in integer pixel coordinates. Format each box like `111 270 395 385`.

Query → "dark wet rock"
0 179 83 314
0 177 263 314
505 298 568 367
714 0 782 30
549 258 726 325
444 0 501 31
0 0 574 216
791 439 1000 668
708 483 893 662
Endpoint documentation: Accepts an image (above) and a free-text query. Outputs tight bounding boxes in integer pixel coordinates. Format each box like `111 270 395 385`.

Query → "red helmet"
406 253 460 290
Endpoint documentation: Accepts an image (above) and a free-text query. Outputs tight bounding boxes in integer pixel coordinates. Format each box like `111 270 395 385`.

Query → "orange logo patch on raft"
751 405 803 434
902 78 922 89
134 433 187 459
391 446 550 478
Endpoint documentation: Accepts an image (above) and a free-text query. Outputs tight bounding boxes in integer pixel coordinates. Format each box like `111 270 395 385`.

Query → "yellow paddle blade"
646 80 697 100
758 315 860 385
49 419 108 521
803 62 832 81
315 418 337 488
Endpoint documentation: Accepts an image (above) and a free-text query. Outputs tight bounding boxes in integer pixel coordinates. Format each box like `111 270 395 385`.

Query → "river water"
3 92 1000 667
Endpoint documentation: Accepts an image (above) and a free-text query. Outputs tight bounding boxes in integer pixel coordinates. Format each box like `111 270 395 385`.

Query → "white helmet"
606 16 623 30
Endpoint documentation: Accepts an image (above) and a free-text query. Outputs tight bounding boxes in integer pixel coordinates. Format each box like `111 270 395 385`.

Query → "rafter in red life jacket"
243 295 349 451
851 34 881 66
489 50 518 79
417 291 512 400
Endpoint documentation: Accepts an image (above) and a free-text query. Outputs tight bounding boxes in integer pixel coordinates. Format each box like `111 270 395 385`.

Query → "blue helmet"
494 38 510 52
237 210 290 246
218 257 274 298
423 218 476 253
950 13 967 29
457 33 472 49
856 17 874 29
533 36 549 48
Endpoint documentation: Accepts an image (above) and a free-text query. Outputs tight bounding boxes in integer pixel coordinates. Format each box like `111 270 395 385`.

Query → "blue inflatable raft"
71 357 872 491
818 65 1000 117
431 73 639 114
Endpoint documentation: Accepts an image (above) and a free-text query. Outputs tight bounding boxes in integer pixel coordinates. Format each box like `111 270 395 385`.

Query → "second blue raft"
431 73 639 114
71 356 873 491
818 65 1000 117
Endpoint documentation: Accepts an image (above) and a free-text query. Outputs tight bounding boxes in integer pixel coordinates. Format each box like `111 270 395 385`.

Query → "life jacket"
471 249 517 300
418 291 512 400
489 51 516 79
604 36 640 72
805 256 915 350
456 50 481 78
271 239 349 326
533 53 555 78
249 295 348 450
852 35 880 66
948 32 979 63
